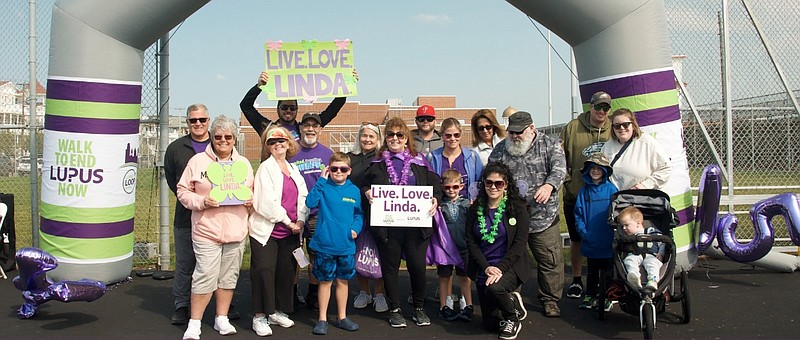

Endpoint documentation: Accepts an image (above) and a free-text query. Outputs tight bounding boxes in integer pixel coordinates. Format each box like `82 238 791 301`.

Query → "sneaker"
214 315 237 335
331 316 359 331
252 316 272 336
601 300 615 312
388 308 407 328
627 271 643 290
171 306 189 325
445 295 454 310
566 281 583 299
183 319 201 340
407 294 414 305
578 295 596 310
228 304 240 320
458 305 474 321
269 311 295 328
373 294 389 313
510 291 527 321
312 320 328 335
543 301 561 318
413 308 431 326
353 291 372 309
498 319 522 340
459 295 467 310
645 279 658 291
439 306 459 321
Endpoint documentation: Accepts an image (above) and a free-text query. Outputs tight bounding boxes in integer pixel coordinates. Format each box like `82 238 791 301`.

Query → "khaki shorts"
191 240 245 294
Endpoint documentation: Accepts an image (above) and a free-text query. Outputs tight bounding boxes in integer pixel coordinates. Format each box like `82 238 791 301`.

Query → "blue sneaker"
332 317 359 332
312 320 328 335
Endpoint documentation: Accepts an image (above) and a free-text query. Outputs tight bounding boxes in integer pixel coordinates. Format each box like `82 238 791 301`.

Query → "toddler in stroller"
619 206 665 291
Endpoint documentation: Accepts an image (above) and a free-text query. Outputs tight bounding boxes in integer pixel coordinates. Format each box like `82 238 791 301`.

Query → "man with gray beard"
488 111 567 318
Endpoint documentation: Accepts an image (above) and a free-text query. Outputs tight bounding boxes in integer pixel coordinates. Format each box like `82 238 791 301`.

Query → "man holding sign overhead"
239 39 358 139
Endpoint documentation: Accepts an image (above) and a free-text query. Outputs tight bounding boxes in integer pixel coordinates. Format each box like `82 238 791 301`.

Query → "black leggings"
374 227 430 310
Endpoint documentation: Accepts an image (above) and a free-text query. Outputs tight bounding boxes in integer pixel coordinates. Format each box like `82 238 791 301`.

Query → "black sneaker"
413 308 431 326
498 319 522 340
510 292 527 321
566 282 583 299
458 305 474 322
228 304 240 320
170 306 189 325
439 306 459 321
388 308 407 328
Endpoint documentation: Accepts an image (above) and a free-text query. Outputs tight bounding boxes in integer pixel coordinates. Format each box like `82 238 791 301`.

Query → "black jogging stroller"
596 189 691 339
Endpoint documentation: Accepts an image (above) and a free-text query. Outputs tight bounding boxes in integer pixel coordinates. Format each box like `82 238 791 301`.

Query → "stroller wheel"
598 270 607 320
680 269 691 324
642 302 655 339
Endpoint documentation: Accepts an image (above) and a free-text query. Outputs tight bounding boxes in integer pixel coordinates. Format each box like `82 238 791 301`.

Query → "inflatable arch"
43 0 695 283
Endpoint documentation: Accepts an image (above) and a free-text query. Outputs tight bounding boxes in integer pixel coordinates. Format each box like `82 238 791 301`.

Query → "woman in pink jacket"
177 115 254 340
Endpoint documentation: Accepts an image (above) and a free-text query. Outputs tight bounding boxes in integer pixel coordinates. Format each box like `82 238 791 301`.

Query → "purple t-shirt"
475 208 508 285
190 138 210 154
441 152 468 197
390 156 417 185
271 173 298 239
290 143 333 216
281 122 301 141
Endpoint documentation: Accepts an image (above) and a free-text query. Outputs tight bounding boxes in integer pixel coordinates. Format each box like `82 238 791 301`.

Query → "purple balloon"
696 165 722 253
752 193 800 246
13 247 57 292
718 212 774 263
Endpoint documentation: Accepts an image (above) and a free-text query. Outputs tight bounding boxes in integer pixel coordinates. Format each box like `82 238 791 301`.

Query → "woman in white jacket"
601 108 671 190
249 126 308 336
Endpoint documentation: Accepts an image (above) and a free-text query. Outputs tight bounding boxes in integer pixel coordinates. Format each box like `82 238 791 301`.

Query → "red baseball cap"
416 105 436 117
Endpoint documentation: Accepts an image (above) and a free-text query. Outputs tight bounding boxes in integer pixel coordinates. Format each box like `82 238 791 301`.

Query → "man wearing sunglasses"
240 72 347 140
411 105 443 156
559 91 613 300
164 104 240 324
488 110 567 318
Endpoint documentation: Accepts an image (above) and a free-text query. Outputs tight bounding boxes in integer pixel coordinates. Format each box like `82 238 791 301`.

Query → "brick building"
238 95 496 161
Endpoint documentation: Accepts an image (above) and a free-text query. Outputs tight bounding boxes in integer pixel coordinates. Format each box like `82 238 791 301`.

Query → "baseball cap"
506 111 533 133
416 105 436 117
590 91 612 105
301 112 322 125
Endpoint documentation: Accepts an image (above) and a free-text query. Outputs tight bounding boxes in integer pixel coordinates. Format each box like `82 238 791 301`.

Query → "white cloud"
413 14 452 24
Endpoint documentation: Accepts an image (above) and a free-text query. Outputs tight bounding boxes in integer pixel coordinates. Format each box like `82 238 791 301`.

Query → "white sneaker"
445 295 454 310
214 315 236 335
373 294 389 313
252 315 272 336
645 278 658 290
459 295 467 310
354 290 372 309
269 311 295 328
627 271 643 290
183 319 202 340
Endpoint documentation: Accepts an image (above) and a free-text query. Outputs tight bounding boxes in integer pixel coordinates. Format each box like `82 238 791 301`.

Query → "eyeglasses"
386 131 406 139
612 121 633 130
444 132 461 139
477 125 493 132
593 104 611 112
415 116 435 123
443 184 462 191
483 179 506 190
329 166 351 173
279 105 298 111
301 122 320 128
214 135 234 141
187 117 209 124
267 138 287 146
507 126 529 136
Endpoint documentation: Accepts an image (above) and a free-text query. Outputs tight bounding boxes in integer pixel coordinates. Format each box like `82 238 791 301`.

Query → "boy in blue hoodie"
306 152 364 335
574 152 618 311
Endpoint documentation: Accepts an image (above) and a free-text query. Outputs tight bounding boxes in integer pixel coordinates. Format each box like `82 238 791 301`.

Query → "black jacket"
239 84 346 137
164 134 206 228
465 200 533 284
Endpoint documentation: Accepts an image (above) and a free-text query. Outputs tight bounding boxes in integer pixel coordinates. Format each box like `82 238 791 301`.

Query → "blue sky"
166 0 577 126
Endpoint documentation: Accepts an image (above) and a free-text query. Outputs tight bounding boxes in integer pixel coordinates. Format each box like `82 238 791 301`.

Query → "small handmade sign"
206 160 252 205
262 39 358 102
369 185 433 227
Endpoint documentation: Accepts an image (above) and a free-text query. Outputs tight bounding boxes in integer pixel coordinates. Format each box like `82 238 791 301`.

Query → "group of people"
163 76 673 340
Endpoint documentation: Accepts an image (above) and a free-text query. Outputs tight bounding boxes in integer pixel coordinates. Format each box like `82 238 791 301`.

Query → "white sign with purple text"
369 185 433 227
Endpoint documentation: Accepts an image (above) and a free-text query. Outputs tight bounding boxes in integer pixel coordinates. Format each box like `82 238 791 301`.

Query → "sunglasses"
444 132 461 139
612 121 633 130
483 179 506 190
279 105 298 111
267 138 287 145
443 184 462 191
477 125 493 132
593 104 611 112
214 135 234 141
415 116 435 123
386 131 406 139
361 121 379 127
187 117 209 124
329 166 351 173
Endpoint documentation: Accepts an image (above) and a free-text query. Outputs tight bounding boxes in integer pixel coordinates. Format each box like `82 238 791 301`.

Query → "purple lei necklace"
383 150 413 185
